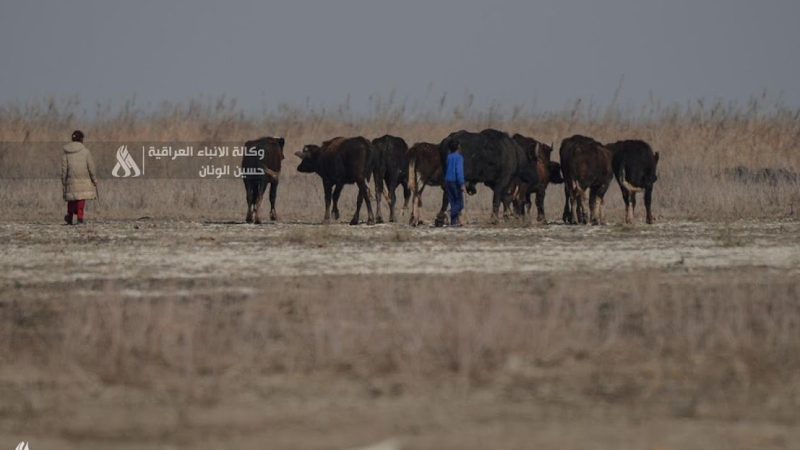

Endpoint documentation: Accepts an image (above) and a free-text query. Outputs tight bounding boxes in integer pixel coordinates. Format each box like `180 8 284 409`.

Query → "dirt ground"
2 219 800 449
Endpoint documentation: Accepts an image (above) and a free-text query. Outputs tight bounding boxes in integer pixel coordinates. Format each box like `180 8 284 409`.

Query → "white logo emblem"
112 145 142 178
15 442 30 450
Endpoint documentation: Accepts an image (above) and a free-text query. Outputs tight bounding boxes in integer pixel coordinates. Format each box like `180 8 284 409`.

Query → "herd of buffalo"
241 130 660 226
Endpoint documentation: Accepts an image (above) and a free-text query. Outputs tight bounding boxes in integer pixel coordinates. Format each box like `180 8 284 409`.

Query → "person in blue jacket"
444 140 466 226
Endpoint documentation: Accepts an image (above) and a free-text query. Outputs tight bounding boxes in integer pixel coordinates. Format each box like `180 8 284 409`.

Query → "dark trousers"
67 200 86 221
445 181 464 224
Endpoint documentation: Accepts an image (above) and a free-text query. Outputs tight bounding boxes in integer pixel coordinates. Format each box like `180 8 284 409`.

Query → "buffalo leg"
600 195 606 224
387 177 399 223
323 181 333 224
644 187 654 224
269 181 279 221
576 185 589 225
535 188 546 223
503 197 514 221
435 188 449 227
400 180 411 217
352 180 374 225
589 189 599 225
631 192 638 223
621 187 632 224
253 180 267 224
331 183 344 221
362 180 375 225
491 177 512 224
410 184 425 227
351 187 363 225
245 180 255 223
374 176 385 224
562 182 575 225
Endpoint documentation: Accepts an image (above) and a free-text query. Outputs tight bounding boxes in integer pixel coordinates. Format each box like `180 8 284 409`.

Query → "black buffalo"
406 142 447 226
560 135 613 225
242 136 285 224
510 134 564 222
296 137 375 225
439 129 538 224
607 140 660 224
371 135 411 223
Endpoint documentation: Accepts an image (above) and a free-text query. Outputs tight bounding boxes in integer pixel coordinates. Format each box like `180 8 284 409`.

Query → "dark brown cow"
406 142 448 226
296 137 375 225
559 135 613 225
242 136 285 224
510 134 564 222
607 140 660 224
371 135 411 223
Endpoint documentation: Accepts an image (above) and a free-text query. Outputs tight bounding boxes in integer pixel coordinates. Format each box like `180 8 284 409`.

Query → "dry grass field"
1 96 800 449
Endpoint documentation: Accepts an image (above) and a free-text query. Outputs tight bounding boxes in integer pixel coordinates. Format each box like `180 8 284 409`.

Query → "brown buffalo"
296 137 375 225
371 135 411 223
510 134 564 222
406 142 448 226
607 140 660 224
242 136 285 224
560 135 613 225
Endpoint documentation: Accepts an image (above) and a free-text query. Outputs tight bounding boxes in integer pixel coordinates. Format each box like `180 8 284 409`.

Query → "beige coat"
61 142 97 201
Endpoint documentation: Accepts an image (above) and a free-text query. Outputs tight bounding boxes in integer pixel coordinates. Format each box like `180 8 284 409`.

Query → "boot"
64 214 73 225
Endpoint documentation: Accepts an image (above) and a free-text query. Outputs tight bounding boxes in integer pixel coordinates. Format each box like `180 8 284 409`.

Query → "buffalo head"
296 144 322 173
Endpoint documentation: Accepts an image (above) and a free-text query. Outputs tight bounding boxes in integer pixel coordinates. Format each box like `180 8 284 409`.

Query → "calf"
559 135 613 225
371 135 411 223
296 137 375 225
510 134 564 222
242 136 284 224
607 140 660 224
406 142 448 226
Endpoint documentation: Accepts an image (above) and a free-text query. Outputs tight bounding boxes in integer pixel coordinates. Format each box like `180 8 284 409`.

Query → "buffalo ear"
654 152 660 164
278 138 285 148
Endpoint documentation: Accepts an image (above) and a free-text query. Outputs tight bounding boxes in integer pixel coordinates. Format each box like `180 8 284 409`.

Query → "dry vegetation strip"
1 95 799 221
3 271 800 426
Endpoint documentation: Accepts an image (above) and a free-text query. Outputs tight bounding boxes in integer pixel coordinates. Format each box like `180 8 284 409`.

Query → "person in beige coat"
61 130 97 224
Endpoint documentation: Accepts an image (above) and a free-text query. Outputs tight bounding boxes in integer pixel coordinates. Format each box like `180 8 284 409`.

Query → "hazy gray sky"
1 0 798 113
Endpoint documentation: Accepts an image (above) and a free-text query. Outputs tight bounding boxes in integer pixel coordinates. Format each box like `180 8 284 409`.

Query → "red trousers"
67 200 86 221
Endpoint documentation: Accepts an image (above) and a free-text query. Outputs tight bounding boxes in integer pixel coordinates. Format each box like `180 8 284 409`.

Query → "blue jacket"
445 152 465 186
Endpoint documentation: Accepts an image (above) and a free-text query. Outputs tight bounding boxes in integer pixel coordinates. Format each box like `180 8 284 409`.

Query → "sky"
1 0 798 114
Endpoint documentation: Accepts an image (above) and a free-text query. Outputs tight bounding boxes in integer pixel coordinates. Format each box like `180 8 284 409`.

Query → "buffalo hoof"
367 218 376 226
349 218 360 226
646 216 655 225
254 218 262 225
489 215 500 225
332 210 340 221
245 216 253 224
270 211 278 221
375 216 384 224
